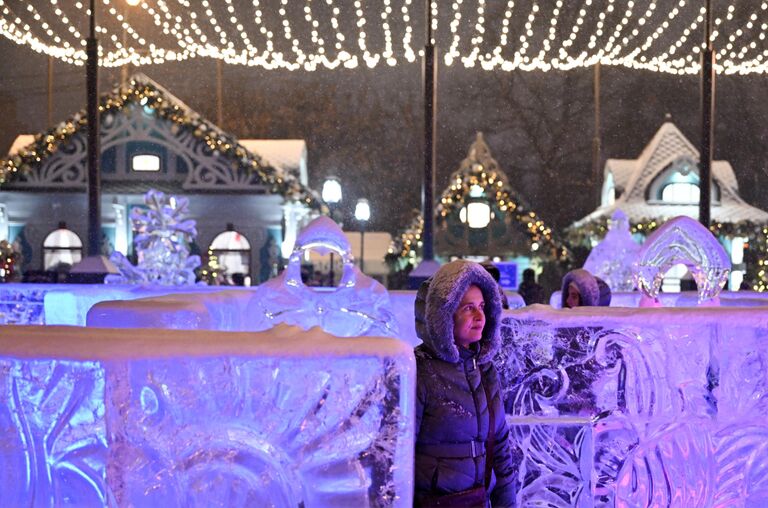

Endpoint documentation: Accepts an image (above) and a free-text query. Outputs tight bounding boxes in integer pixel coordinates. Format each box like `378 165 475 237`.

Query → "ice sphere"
0 324 414 507
245 216 399 338
633 216 731 304
583 210 641 291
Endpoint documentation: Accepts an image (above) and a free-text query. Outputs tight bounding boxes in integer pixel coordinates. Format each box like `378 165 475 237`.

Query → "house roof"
239 139 308 185
0 73 323 211
573 121 768 229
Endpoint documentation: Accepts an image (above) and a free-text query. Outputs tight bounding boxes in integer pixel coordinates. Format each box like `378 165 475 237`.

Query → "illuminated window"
661 182 700 204
43 228 83 270
209 230 251 282
132 154 161 172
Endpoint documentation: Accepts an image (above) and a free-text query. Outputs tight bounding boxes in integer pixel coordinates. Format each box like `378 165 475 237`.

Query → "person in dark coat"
414 260 517 507
594 276 612 307
516 268 545 306
560 268 600 308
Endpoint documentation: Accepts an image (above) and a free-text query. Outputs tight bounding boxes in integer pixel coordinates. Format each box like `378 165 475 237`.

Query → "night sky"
1 1 767 237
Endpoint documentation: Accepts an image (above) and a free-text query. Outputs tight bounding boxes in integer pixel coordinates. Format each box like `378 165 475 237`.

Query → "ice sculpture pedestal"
0 325 415 507
498 305 768 506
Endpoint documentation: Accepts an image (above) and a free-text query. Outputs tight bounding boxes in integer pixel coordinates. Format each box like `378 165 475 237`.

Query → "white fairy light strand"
0 0 767 75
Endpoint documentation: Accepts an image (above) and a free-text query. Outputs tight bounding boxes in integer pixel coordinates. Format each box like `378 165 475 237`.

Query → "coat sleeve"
488 366 518 507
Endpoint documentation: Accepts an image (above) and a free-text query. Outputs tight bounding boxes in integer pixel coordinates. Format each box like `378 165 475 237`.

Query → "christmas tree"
106 189 201 285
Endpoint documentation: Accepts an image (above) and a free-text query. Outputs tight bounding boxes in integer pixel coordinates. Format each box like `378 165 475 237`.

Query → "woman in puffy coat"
414 260 517 507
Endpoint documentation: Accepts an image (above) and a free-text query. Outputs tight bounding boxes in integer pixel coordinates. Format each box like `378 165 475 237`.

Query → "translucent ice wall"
0 325 415 507
497 305 768 507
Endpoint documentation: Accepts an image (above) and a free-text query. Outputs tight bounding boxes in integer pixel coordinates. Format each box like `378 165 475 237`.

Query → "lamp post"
86 0 101 257
355 198 370 273
322 176 343 285
699 0 715 228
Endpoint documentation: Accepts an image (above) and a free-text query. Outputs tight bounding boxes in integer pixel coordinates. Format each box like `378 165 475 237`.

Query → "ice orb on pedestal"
633 216 731 305
245 216 399 338
583 209 641 292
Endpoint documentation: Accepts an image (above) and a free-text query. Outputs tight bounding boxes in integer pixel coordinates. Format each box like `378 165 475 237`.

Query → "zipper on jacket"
465 354 484 486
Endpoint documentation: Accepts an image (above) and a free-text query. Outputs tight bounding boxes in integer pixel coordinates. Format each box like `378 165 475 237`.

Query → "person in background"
595 277 612 307
414 260 517 507
560 268 600 308
517 268 546 306
481 261 510 310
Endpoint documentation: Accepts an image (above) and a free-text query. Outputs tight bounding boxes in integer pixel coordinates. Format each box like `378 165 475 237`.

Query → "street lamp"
459 185 491 229
354 198 370 273
322 176 343 285
322 176 343 207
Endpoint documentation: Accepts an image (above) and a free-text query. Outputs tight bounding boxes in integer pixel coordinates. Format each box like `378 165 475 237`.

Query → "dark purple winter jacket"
413 261 517 507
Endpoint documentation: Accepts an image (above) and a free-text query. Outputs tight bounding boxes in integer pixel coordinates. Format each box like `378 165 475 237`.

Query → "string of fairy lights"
1 0 768 74
0 76 326 212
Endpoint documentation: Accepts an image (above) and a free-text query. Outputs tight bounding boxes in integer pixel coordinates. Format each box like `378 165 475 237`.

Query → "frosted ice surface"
497 307 768 507
0 325 415 507
0 359 107 506
583 210 641 291
633 216 731 304
245 216 399 338
0 285 45 324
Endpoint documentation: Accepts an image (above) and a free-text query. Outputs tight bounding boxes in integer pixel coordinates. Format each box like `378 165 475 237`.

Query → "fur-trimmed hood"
416 260 502 363
560 268 600 308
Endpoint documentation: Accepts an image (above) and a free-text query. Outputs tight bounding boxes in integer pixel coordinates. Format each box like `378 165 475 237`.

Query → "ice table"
0 325 415 507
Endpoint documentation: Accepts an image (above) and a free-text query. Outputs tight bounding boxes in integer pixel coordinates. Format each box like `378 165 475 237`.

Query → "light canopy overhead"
0 0 766 74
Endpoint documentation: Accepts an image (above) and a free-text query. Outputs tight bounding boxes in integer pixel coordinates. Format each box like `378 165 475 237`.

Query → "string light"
0 0 767 74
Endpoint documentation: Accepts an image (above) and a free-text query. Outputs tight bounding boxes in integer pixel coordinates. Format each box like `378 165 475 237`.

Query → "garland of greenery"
0 77 325 212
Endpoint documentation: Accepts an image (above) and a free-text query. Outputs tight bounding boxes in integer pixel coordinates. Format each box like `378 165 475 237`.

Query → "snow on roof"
574 121 768 228
239 139 308 185
7 135 34 157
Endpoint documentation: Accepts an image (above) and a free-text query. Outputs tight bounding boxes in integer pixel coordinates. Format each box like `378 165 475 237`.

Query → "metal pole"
422 0 436 261
86 0 102 256
329 203 336 285
120 4 129 85
216 59 224 127
47 56 54 127
699 0 714 228
592 61 602 207
360 226 366 274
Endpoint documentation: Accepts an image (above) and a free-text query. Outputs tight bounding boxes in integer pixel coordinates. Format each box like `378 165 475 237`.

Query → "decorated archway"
389 133 569 271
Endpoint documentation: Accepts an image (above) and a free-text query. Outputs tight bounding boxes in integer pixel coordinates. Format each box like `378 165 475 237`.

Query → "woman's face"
453 285 485 349
566 282 581 308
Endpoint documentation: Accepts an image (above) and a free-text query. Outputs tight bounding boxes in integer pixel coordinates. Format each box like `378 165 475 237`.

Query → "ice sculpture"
583 210 641 291
105 189 201 285
633 216 731 304
0 285 45 324
0 324 415 507
496 306 768 507
245 216 399 338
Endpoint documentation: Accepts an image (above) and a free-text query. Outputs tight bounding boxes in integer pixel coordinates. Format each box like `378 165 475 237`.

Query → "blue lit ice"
244 216 399 338
1 216 767 507
583 210 640 292
634 216 731 305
